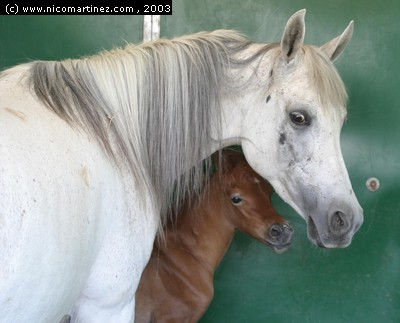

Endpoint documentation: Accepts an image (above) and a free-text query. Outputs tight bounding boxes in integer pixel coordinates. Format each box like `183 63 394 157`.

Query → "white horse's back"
0 66 158 322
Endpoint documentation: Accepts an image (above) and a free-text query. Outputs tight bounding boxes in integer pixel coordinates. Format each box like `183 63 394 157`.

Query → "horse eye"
231 195 242 205
289 111 310 126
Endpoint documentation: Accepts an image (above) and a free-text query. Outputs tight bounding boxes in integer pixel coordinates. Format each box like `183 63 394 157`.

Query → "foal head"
216 150 292 253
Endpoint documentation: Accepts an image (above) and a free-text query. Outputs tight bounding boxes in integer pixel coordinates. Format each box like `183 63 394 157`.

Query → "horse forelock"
302 45 348 109
269 44 348 111
27 30 273 231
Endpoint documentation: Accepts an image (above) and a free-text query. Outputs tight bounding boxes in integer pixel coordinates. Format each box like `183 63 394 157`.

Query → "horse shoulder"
0 64 158 322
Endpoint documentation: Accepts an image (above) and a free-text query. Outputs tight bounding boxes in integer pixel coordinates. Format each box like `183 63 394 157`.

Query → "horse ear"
320 21 354 62
280 9 306 62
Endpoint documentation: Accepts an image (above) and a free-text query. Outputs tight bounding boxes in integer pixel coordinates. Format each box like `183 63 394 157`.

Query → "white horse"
0 9 363 322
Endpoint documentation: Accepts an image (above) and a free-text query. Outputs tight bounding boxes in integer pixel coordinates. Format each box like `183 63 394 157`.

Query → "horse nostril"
330 211 351 233
334 211 345 226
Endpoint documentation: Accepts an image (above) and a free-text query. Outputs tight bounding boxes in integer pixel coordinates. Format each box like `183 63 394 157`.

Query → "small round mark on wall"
366 177 380 192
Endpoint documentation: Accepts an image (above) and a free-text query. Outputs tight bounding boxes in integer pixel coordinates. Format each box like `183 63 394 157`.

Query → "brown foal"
135 150 293 323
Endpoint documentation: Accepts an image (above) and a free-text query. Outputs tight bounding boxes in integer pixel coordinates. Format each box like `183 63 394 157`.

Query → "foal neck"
172 177 236 272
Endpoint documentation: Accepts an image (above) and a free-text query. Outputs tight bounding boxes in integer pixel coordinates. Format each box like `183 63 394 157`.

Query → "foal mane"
27 30 272 227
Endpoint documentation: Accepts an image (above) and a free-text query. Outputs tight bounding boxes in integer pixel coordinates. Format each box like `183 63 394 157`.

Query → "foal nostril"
267 223 293 245
269 224 283 238
329 211 352 234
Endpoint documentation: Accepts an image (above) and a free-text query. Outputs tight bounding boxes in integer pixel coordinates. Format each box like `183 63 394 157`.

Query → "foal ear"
320 21 354 62
280 9 306 62
212 151 222 171
216 149 242 173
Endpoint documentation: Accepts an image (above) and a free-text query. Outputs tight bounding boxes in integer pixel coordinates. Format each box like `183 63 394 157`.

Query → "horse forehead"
277 66 315 96
275 75 347 119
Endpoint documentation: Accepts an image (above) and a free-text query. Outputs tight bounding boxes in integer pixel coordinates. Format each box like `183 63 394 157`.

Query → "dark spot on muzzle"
279 133 286 145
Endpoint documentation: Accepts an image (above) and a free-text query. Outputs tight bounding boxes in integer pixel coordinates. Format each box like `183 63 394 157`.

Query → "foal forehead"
232 163 270 186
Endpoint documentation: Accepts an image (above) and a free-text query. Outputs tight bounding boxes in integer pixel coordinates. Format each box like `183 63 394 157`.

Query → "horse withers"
135 150 292 323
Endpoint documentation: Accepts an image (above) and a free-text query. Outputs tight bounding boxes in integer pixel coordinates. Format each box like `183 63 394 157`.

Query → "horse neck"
173 177 236 272
209 45 278 154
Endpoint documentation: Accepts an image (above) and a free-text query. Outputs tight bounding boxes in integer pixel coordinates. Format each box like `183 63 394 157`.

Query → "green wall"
0 15 143 67
1 1 399 322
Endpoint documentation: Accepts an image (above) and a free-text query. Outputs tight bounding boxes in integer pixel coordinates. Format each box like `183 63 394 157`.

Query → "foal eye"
289 111 310 126
231 195 242 205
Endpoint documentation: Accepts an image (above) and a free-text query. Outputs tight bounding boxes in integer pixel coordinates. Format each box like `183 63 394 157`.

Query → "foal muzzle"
266 222 293 253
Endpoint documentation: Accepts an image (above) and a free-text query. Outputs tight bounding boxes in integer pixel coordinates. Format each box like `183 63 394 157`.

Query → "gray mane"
28 30 271 226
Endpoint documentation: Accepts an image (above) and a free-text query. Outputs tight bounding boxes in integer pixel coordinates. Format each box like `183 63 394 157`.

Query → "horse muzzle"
307 204 364 248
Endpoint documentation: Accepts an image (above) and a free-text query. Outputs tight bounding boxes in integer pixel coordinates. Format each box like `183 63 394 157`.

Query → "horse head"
239 10 363 248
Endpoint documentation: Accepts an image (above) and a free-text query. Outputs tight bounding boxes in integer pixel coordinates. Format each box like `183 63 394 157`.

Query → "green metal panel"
0 2 398 321
162 1 400 322
0 15 143 68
